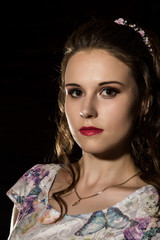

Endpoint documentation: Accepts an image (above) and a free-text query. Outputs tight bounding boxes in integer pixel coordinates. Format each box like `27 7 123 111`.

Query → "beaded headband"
114 18 153 55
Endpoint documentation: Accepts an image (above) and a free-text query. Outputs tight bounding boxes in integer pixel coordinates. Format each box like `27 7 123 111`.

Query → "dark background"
1 0 160 239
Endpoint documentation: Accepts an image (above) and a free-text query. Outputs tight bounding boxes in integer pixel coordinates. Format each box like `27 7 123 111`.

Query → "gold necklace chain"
72 171 141 206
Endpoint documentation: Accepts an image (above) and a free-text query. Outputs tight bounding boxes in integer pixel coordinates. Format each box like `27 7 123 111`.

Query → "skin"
65 49 139 160
47 49 146 215
65 49 140 181
11 49 147 225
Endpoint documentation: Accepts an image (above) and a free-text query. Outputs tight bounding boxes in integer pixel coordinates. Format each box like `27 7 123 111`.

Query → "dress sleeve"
6 164 50 211
144 217 160 239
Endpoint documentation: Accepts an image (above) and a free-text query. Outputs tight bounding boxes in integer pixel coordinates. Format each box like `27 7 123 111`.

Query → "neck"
78 151 138 187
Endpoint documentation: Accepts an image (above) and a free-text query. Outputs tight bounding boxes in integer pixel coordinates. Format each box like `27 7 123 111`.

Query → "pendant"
72 199 81 206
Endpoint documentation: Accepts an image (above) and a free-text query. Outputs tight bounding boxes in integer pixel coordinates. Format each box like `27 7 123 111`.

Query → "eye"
100 87 120 98
66 88 84 98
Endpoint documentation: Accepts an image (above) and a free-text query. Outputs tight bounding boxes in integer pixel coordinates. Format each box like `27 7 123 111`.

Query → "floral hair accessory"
114 18 153 55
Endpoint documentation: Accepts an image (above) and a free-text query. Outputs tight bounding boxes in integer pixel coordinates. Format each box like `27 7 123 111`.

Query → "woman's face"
64 49 139 157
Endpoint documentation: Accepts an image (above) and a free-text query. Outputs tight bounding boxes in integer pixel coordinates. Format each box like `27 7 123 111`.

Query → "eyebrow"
65 81 124 87
99 81 124 86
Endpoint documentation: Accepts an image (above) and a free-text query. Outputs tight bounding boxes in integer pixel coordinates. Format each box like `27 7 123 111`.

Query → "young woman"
7 17 160 239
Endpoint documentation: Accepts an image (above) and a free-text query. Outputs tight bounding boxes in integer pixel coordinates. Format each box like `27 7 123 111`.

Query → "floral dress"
7 164 160 240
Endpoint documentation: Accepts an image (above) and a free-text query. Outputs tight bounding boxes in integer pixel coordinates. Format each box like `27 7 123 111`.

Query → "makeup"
79 126 104 136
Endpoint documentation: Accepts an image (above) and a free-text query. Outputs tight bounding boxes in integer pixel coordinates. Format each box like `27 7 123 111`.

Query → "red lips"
79 126 104 136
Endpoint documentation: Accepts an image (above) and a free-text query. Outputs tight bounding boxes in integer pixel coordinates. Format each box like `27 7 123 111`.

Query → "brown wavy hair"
51 18 160 220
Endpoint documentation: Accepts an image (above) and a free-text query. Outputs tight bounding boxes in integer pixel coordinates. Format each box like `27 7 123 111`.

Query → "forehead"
65 49 135 86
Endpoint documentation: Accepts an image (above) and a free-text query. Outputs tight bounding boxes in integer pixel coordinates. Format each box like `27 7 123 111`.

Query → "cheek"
64 95 139 153
64 100 79 132
102 99 138 136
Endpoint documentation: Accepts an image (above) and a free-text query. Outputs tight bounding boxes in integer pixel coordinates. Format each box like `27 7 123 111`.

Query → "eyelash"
66 87 120 98
67 88 83 98
100 87 120 97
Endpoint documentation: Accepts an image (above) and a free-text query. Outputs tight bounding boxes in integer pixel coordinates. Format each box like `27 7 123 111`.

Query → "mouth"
79 126 104 136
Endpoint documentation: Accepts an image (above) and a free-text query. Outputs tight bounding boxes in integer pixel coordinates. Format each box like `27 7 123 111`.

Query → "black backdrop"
1 0 160 239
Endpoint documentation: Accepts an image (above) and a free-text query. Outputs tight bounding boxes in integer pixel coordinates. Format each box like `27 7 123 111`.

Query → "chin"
76 139 130 160
78 143 110 155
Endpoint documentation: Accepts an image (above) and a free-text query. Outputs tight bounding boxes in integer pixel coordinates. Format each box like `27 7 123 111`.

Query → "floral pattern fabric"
7 164 160 239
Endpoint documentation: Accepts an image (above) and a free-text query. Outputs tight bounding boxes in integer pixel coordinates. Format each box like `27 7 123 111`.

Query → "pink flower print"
124 217 152 240
37 209 59 224
22 164 49 186
147 218 160 229
33 198 44 211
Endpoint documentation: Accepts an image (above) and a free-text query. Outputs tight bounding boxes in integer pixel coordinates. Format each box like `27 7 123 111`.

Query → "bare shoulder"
135 175 149 188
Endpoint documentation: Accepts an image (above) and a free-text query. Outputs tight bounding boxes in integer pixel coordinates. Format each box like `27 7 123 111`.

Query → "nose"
80 95 98 119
